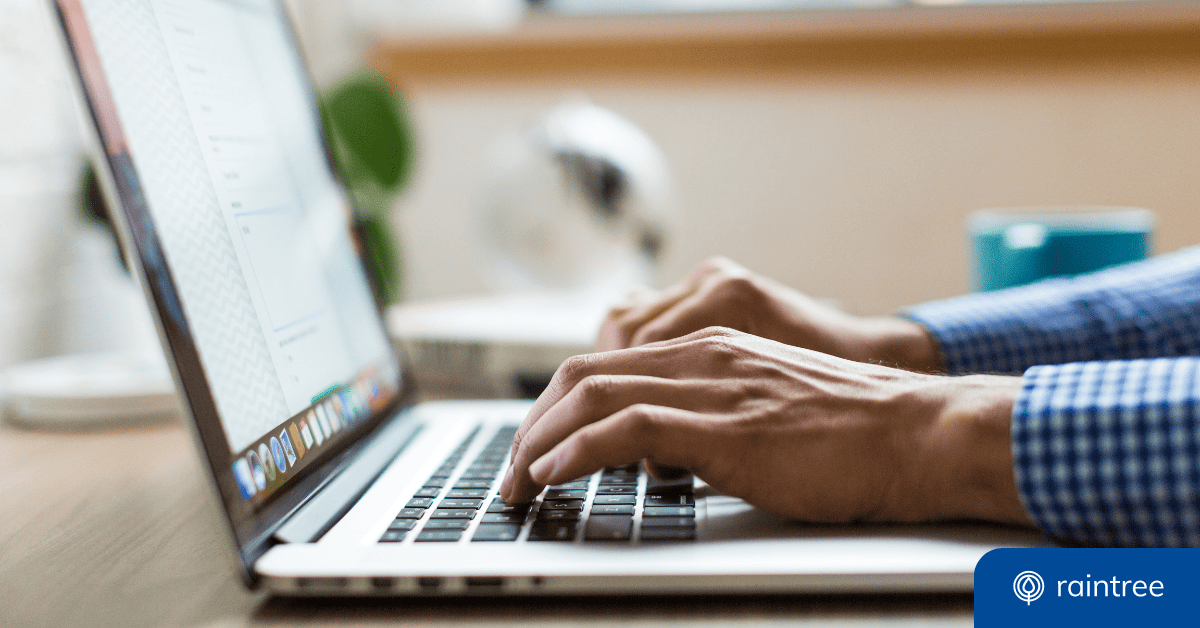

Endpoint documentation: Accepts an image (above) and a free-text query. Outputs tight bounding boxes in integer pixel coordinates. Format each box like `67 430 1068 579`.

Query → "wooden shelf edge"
370 1 1200 85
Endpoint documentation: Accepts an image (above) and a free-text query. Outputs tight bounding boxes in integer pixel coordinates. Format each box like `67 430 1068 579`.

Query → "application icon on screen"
329 400 344 431
289 423 305 459
338 390 355 423
329 397 344 431
233 458 256 499
247 448 267 490
280 429 297 466
259 443 276 481
312 406 329 444
270 437 288 474
299 414 315 449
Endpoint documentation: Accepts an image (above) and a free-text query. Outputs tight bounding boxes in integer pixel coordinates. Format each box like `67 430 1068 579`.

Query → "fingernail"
529 454 555 484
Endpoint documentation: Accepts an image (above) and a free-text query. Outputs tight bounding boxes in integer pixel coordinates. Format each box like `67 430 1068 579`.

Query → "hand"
597 257 943 373
500 327 1033 526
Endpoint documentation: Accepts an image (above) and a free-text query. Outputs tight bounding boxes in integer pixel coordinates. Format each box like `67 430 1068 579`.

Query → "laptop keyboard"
378 424 696 544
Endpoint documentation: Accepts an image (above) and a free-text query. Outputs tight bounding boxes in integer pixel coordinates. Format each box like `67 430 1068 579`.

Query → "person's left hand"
498 326 1031 525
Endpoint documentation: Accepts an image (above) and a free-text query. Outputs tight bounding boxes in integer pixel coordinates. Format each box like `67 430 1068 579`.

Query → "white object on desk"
388 291 610 398
1 351 178 428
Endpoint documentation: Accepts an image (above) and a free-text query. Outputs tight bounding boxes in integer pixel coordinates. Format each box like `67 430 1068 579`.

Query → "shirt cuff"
1011 358 1200 547
903 278 1094 375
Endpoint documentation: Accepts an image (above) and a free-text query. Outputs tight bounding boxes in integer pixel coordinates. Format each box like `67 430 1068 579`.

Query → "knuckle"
621 403 661 434
699 325 740 340
577 374 616 401
557 353 594 384
697 329 745 362
714 274 762 303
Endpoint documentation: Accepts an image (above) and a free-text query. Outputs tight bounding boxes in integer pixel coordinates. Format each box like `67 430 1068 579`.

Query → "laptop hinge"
272 417 424 544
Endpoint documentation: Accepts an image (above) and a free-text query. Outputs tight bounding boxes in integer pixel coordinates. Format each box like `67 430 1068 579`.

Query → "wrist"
914 375 1034 525
860 317 944 373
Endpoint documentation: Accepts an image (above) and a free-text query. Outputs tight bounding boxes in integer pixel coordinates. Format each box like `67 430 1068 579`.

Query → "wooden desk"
0 420 972 627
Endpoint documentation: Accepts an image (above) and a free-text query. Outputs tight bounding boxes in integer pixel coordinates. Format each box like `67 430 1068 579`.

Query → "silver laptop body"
51 0 1045 597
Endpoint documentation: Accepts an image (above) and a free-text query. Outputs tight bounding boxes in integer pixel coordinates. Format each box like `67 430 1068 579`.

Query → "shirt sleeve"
903 245 1200 375
1012 358 1200 547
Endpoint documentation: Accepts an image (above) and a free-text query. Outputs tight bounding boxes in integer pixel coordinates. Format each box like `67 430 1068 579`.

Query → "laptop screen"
55 0 403 541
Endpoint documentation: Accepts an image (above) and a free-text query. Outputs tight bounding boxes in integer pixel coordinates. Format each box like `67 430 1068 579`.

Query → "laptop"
51 0 1046 597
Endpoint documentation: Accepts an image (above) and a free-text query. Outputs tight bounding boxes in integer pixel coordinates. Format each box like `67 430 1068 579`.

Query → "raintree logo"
1013 571 1045 605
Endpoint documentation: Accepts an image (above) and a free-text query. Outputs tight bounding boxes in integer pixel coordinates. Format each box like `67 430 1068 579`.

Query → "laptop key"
598 476 638 486
379 530 407 543
592 495 636 505
388 519 419 531
645 494 695 507
472 523 521 542
646 475 694 495
640 526 696 541
446 488 489 499
541 500 584 511
423 519 471 530
638 518 696 528
394 508 426 519
423 478 447 488
584 515 633 541
453 479 493 489
440 498 484 509
528 522 577 541
552 480 589 490
643 506 695 517
405 497 434 509
536 509 580 521
589 504 634 516
544 489 586 500
415 529 464 542
458 470 500 480
487 498 530 514
413 487 440 498
466 464 501 474
429 508 476 519
482 511 526 524
596 485 637 495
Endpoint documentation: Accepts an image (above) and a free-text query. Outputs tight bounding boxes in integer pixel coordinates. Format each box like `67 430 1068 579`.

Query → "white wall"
0 0 85 368
389 54 1200 315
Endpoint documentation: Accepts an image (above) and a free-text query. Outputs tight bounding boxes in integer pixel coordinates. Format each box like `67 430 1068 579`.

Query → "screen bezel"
51 0 414 584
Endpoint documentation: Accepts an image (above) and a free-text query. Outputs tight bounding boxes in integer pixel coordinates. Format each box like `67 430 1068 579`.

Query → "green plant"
322 73 416 305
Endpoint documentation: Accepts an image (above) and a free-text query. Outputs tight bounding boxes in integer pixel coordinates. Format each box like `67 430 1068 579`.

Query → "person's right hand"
500 327 1032 526
597 257 943 372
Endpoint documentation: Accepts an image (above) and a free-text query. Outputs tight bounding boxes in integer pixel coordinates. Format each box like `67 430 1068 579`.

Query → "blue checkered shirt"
906 245 1200 547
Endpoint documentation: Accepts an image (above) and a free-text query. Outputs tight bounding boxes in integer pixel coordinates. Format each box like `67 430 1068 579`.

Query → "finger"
606 284 659 315
528 405 708 487
513 327 737 466
502 374 738 503
628 276 735 347
505 327 743 499
644 460 690 480
595 260 726 351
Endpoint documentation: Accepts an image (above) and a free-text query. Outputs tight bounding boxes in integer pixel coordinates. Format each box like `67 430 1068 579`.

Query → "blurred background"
4 0 1200 373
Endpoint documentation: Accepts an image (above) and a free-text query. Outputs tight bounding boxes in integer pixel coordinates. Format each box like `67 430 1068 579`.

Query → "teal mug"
970 207 1153 292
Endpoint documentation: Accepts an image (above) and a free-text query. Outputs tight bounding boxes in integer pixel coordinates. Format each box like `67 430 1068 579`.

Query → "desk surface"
0 419 972 627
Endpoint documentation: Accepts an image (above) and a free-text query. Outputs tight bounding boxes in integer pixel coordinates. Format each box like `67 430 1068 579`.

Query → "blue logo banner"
975 548 1199 626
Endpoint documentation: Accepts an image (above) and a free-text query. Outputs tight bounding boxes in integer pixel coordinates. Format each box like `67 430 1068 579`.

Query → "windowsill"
370 0 1200 85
